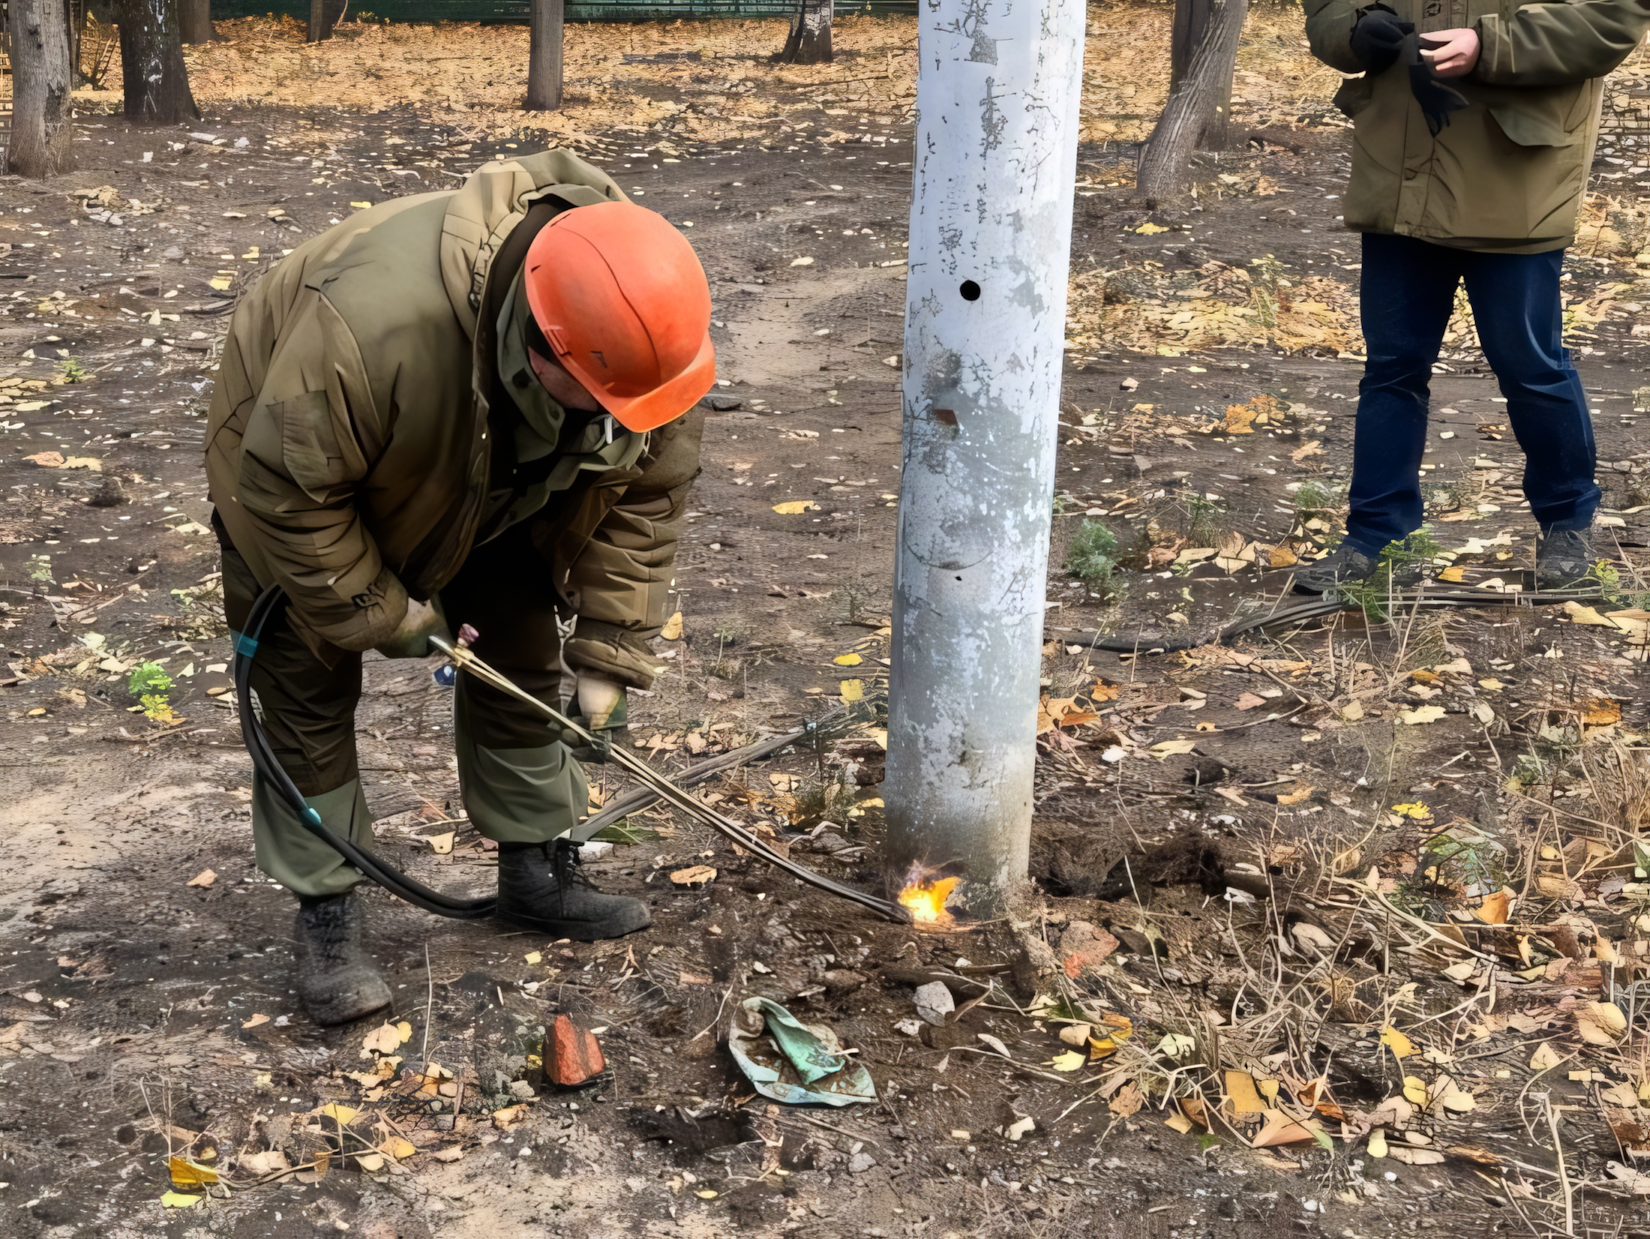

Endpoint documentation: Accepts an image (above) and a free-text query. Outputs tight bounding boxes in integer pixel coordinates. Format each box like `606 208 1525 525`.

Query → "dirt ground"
2 6 1650 1238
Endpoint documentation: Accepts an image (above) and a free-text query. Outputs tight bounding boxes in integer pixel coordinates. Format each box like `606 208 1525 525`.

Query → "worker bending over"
205 150 713 1024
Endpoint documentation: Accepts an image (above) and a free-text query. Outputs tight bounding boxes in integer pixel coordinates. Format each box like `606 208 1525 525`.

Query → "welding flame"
897 868 962 927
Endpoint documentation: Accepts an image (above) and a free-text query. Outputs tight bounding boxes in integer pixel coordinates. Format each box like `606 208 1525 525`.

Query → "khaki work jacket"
1305 0 1650 250
204 150 701 687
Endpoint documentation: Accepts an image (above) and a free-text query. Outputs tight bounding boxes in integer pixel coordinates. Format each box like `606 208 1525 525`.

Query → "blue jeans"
1345 233 1599 557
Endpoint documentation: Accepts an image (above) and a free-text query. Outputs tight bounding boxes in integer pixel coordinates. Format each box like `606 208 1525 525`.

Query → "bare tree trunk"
66 0 85 85
115 0 200 124
1169 0 1210 90
307 0 337 42
526 0 563 111
8 0 76 178
1136 0 1247 204
180 0 214 44
779 0 832 65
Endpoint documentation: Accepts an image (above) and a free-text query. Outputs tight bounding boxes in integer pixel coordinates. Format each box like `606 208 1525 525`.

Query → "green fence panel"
212 0 913 22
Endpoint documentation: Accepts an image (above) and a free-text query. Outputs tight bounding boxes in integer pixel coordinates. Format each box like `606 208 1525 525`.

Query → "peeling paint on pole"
884 0 1084 909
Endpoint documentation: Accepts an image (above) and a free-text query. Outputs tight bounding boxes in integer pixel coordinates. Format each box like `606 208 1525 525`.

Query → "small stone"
543 1015 605 1088
914 981 955 1026
849 1151 877 1174
821 969 867 993
508 1079 536 1102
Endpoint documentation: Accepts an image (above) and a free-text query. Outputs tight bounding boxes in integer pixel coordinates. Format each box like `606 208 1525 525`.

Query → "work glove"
1349 7 1412 76
373 596 452 660
1410 37 1469 135
562 674 627 764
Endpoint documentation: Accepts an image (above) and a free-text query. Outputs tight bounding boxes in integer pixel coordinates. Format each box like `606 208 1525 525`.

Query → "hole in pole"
959 280 981 301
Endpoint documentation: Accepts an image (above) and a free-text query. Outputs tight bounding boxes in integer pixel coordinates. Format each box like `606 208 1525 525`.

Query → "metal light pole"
884 0 1085 912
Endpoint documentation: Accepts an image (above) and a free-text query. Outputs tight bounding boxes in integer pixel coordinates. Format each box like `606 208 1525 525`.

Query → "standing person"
205 150 714 1024
1294 0 1649 592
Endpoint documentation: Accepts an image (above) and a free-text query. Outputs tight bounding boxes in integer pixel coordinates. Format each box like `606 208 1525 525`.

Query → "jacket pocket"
1484 82 1589 147
1333 75 1376 119
278 389 365 503
1487 104 1578 147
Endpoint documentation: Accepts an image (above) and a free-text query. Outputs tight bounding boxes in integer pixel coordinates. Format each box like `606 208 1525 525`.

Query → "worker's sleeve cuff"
564 620 666 691
294 567 410 654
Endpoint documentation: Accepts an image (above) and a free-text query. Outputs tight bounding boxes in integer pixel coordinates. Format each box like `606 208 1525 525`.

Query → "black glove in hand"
1410 40 1469 135
1349 7 1412 75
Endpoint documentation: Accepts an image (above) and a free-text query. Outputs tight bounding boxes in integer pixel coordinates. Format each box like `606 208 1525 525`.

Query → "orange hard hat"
522 200 716 433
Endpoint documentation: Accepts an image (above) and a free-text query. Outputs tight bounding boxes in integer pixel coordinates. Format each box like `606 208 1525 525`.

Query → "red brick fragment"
1059 920 1120 979
544 1014 605 1087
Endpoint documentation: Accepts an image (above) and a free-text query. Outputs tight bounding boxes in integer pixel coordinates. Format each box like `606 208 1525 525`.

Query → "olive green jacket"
205 150 702 687
1305 0 1650 250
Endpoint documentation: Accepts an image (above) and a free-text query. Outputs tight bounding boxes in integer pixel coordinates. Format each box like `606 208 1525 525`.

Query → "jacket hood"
438 149 628 340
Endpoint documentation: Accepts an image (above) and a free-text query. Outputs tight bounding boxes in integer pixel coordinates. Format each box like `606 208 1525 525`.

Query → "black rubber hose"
234 586 497 919
1057 584 1607 654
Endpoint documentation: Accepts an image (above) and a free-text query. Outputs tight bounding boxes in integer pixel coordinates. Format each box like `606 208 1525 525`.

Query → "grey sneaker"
1535 526 1596 591
1292 544 1378 593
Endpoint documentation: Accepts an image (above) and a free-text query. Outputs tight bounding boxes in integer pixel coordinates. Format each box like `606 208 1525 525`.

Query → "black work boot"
1292 543 1379 593
496 839 652 941
1536 526 1596 590
294 892 393 1026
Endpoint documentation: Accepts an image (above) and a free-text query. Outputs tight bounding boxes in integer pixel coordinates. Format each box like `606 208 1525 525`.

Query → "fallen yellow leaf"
772 500 819 515
1149 738 1200 758
1475 888 1513 925
1577 1001 1627 1045
1578 698 1622 727
168 1158 218 1189
1529 1042 1563 1072
362 1021 410 1055
160 1190 203 1208
659 611 684 641
1050 1050 1085 1072
1252 1110 1320 1147
839 678 864 703
833 652 863 666
1390 802 1431 819
1224 1070 1266 1116
1379 1026 1416 1060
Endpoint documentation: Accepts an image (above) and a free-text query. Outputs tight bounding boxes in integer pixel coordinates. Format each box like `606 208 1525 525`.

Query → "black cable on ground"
234 588 900 922
1057 584 1608 655
234 586 497 919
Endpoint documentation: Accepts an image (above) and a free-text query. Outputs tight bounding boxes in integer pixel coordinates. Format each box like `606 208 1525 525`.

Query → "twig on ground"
421 943 434 1065
1543 1093 1575 1237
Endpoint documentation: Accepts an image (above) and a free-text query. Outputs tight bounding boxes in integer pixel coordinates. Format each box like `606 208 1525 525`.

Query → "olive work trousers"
220 516 587 898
